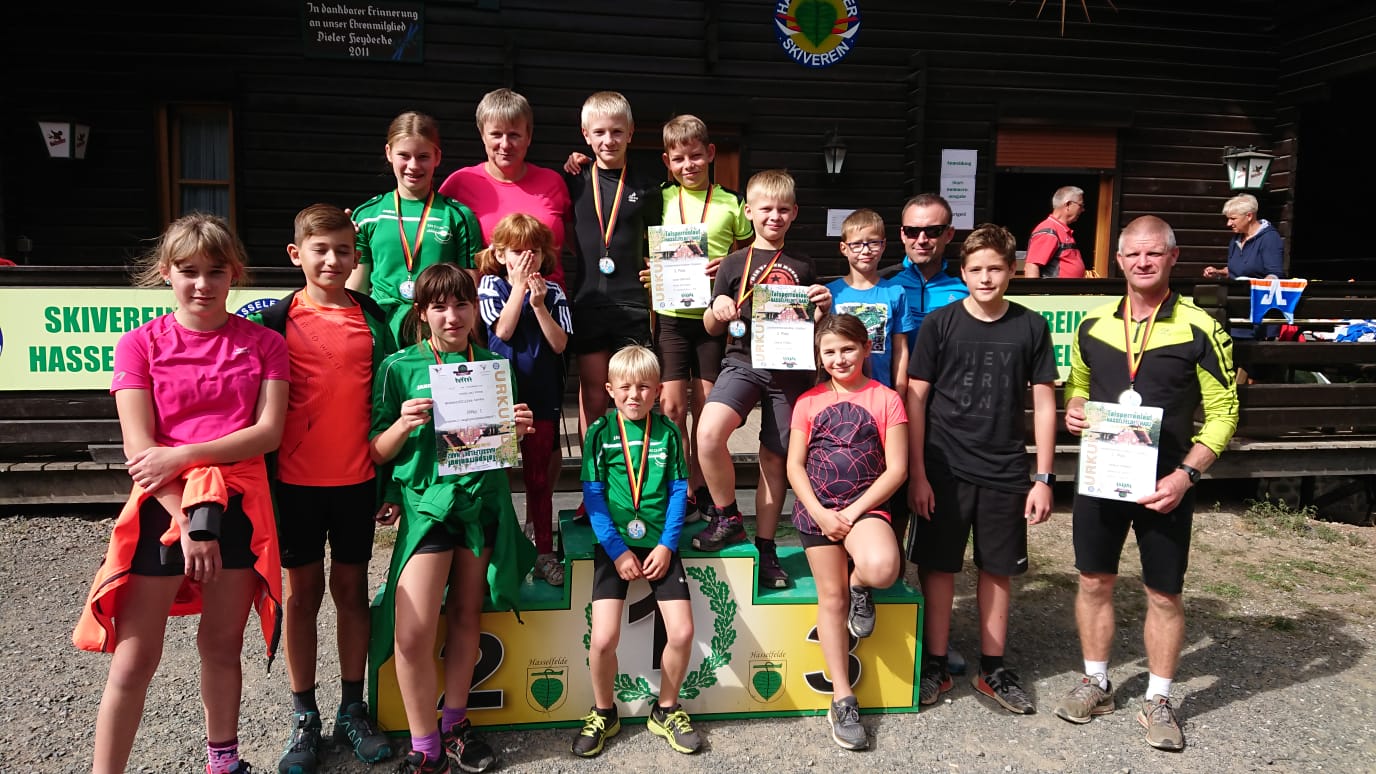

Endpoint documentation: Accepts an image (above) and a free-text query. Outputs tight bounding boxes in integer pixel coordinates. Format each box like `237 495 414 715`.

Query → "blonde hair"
841 208 885 240
293 203 354 245
475 213 558 277
134 213 248 288
386 111 441 150
662 114 710 152
580 91 634 129
746 169 796 205
1222 193 1259 218
607 345 661 385
475 88 533 134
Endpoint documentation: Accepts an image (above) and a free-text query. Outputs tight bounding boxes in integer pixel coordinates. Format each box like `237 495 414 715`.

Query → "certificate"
1076 400 1164 501
430 359 520 476
648 224 712 311
750 284 815 370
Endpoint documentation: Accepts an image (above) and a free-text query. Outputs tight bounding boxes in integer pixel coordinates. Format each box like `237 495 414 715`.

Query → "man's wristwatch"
1031 472 1056 485
1176 464 1202 485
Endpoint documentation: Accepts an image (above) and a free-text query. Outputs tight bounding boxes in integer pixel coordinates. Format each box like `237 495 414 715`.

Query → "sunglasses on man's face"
901 224 950 240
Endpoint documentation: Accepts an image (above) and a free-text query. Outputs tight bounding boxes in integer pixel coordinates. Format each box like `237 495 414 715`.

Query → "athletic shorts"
798 510 890 549
654 314 724 383
1072 491 1195 595
275 479 377 568
130 494 257 576
571 304 651 355
704 362 814 456
591 544 691 601
413 516 499 555
909 473 1029 576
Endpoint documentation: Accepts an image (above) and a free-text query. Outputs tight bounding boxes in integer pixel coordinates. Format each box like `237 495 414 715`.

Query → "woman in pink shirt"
439 87 572 287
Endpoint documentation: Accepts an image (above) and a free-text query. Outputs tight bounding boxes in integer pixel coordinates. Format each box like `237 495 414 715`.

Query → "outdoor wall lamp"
823 129 847 178
38 120 90 160
1223 145 1273 191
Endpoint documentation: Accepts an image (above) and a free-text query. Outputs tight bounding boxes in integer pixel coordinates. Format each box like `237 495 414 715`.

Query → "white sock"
1084 661 1109 689
1146 673 1173 701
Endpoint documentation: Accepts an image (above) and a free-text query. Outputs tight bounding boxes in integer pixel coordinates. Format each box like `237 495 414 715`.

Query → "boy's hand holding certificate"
1076 400 1164 502
751 284 815 370
648 224 712 311
430 359 521 475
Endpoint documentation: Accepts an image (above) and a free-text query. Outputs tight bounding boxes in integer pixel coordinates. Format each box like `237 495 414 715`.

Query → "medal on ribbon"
1119 296 1164 408
730 245 784 340
395 189 433 301
592 166 627 277
617 412 652 538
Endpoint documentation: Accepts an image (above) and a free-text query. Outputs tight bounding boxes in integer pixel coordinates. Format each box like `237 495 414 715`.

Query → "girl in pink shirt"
85 213 289 774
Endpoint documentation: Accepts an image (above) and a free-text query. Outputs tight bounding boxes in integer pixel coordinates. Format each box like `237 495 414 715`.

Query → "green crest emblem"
748 659 786 703
526 667 567 713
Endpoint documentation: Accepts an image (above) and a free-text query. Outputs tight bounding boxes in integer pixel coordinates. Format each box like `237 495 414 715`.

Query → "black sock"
719 501 741 523
927 652 949 671
755 536 776 552
340 679 364 709
980 654 1004 674
292 688 318 715
595 705 618 720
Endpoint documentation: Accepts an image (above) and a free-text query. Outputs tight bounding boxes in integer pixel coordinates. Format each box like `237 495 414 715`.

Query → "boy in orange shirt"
252 204 399 774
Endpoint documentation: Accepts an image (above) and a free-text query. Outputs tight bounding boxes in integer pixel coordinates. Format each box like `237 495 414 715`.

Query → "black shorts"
798 511 891 549
571 304 652 355
909 473 1029 576
130 494 257 576
413 516 500 555
275 480 377 568
1072 491 1195 595
591 544 691 601
704 362 814 456
654 314 724 383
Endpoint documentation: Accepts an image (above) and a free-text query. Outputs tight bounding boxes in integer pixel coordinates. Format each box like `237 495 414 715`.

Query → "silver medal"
728 319 748 338
598 256 616 275
399 280 415 301
627 518 647 540
1117 388 1142 408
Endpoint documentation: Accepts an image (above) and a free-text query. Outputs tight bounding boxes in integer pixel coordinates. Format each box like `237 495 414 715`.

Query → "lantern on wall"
37 120 90 160
822 130 847 178
1223 146 1273 191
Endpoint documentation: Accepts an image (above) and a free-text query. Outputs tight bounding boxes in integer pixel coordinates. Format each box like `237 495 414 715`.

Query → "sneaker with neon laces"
442 719 496 773
847 586 875 638
826 695 868 750
919 658 954 705
1053 674 1115 723
647 703 702 754
331 702 394 763
570 708 620 757
278 711 321 774
972 667 1035 714
691 508 746 551
394 750 450 774
757 542 790 589
1137 694 1185 750
533 552 565 586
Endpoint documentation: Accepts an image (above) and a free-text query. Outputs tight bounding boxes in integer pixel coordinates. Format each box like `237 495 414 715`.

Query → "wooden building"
4 0 1373 280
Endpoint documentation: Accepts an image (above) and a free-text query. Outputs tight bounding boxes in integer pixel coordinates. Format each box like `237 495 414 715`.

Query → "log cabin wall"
4 1 1364 281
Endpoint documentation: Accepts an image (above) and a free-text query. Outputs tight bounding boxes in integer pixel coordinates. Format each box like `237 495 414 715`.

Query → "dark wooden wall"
6 1 1364 282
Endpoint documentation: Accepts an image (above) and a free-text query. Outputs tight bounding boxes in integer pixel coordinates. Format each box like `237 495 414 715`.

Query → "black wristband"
1176 464 1201 485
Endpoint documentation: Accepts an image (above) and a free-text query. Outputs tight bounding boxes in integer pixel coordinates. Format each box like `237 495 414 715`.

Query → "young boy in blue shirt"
826 208 913 393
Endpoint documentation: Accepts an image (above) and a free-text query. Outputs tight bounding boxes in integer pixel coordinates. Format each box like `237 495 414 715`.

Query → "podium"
369 513 924 730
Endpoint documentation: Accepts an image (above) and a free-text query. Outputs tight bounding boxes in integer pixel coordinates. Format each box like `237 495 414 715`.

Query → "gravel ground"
2 486 1374 774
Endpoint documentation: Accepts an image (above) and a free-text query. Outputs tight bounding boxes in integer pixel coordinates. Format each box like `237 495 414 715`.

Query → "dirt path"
1 489 1373 773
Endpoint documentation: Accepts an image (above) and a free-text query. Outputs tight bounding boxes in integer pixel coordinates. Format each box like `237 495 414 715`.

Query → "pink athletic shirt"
111 314 290 447
438 162 571 285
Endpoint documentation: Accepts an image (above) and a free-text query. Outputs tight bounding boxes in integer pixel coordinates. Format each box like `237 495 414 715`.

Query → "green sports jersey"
353 190 482 342
580 411 687 547
657 183 753 319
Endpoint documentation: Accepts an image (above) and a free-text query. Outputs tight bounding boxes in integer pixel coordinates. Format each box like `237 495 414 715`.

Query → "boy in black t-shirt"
693 169 832 589
906 223 1058 715
565 90 662 437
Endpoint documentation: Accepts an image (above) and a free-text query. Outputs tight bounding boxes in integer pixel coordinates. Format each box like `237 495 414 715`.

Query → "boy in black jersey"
693 169 832 589
565 90 662 438
906 223 1058 715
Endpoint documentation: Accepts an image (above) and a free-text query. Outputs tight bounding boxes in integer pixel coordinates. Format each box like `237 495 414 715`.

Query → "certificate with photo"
430 359 520 476
750 284 815 370
648 223 711 311
1076 400 1164 501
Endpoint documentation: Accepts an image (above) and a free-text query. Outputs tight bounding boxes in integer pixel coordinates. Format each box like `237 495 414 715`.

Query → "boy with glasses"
826 208 912 392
